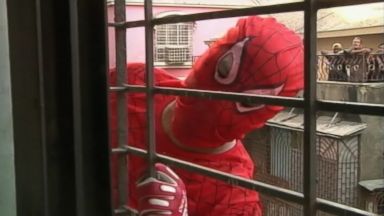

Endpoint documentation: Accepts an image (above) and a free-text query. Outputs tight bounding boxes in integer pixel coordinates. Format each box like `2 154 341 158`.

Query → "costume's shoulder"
109 62 183 86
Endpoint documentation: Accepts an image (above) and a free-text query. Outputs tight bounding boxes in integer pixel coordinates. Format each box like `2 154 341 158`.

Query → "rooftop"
359 179 384 192
107 1 384 33
267 109 368 138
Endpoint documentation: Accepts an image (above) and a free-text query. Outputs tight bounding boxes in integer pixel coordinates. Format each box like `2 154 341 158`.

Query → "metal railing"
317 53 384 83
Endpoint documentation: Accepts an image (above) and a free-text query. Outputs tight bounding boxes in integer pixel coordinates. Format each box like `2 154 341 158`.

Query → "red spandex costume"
109 16 304 216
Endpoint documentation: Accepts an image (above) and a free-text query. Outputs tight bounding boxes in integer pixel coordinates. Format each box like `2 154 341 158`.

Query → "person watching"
344 37 373 82
344 37 372 54
321 42 344 55
321 43 346 81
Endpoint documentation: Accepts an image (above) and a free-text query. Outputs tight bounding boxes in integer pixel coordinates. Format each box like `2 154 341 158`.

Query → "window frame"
153 12 194 67
6 0 111 215
154 22 194 66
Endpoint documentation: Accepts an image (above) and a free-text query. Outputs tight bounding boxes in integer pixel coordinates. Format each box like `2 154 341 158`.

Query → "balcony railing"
317 53 384 83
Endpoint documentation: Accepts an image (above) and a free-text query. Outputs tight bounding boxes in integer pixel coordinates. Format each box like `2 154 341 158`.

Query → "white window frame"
154 12 194 67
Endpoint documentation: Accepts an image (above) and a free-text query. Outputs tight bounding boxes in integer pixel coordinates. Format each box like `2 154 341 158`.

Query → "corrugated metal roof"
266 109 367 138
359 179 384 192
263 3 384 33
318 3 384 32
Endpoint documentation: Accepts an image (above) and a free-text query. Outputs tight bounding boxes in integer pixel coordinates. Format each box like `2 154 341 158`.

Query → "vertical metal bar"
7 0 46 215
357 135 361 205
35 0 49 214
144 0 156 177
303 0 318 215
69 1 85 214
70 0 111 215
337 138 340 204
114 0 128 209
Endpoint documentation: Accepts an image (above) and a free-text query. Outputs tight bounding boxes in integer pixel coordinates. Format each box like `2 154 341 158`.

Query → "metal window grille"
268 128 360 206
245 109 368 216
154 22 193 65
108 0 384 215
317 54 384 82
377 192 384 214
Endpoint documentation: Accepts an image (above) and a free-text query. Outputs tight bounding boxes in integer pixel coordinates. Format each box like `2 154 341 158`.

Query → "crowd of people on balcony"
319 37 384 82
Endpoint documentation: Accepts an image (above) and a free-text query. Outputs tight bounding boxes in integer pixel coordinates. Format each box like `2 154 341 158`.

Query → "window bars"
108 0 384 215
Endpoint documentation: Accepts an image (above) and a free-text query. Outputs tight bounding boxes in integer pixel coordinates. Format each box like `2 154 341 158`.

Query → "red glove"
136 163 188 216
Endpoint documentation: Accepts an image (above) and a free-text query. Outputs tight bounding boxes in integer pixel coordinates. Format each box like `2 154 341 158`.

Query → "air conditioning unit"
164 46 190 65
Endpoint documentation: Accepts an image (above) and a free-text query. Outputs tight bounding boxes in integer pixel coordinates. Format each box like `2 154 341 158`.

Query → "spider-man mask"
171 16 304 149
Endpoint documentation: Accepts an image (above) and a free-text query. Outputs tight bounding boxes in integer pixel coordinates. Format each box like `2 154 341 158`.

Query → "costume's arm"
136 163 188 216
321 50 331 55
345 48 372 54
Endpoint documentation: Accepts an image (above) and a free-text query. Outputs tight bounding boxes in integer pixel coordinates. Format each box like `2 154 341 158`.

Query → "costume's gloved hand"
136 163 188 216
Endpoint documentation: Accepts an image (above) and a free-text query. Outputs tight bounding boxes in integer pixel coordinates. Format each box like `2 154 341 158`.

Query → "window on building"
154 14 194 66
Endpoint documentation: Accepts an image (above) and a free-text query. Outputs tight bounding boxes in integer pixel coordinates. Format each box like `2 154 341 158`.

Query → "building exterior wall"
317 82 384 181
107 4 383 79
245 82 384 212
107 5 240 78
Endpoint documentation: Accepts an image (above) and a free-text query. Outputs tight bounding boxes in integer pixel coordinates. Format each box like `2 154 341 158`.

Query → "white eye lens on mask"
214 37 250 85
236 84 285 113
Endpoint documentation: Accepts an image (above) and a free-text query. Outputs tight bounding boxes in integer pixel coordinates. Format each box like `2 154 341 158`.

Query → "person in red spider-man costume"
109 16 304 216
